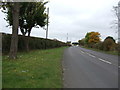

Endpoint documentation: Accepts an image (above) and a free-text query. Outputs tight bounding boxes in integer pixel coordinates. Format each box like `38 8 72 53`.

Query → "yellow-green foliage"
78 38 85 46
88 32 101 43
84 32 101 48
85 32 101 44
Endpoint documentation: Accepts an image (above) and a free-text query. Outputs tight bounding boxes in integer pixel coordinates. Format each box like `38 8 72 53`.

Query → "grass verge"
82 46 119 56
2 47 66 88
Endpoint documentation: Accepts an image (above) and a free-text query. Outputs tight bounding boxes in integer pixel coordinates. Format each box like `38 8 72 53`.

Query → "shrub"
93 42 103 50
78 38 85 46
115 43 120 52
103 38 116 51
2 33 67 54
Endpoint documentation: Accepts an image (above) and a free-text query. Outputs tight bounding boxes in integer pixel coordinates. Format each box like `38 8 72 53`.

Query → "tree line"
78 32 120 54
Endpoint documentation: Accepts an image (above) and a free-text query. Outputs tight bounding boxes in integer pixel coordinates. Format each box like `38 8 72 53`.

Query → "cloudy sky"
0 0 119 42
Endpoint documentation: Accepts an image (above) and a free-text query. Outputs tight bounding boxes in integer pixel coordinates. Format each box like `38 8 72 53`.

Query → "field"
2 47 66 88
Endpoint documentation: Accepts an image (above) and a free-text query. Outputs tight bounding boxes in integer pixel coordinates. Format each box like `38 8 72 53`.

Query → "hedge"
2 33 67 54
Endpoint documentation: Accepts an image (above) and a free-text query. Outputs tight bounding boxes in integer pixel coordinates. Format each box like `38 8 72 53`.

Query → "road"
62 46 119 88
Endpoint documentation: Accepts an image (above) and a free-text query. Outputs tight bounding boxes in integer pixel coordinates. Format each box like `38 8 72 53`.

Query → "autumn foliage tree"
88 32 101 43
85 32 101 47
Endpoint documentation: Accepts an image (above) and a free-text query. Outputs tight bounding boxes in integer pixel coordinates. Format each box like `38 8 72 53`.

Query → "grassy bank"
2 47 66 88
82 46 119 56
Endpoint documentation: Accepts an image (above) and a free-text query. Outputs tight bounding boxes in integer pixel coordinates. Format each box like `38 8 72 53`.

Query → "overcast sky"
0 0 119 42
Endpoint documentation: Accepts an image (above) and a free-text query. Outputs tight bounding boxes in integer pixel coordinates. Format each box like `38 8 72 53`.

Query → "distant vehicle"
72 42 79 46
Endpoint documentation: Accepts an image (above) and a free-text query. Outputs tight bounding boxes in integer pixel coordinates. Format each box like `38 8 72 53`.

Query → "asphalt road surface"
62 46 119 88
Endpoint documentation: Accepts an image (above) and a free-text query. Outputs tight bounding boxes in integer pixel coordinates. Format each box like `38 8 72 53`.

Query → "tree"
84 32 101 47
9 3 20 59
3 2 48 51
104 36 116 43
78 38 85 46
88 32 101 43
19 2 47 37
93 42 103 50
85 32 91 44
19 2 47 51
103 36 116 51
2 2 20 59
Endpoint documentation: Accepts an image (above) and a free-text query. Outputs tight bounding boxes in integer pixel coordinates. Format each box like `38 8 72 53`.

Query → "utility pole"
66 33 68 42
46 7 49 39
118 2 120 89
45 7 49 49
118 1 120 43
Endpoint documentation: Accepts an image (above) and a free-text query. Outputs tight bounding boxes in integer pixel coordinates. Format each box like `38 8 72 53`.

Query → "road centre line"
79 50 115 66
85 52 96 58
79 51 112 65
81 52 96 58
88 54 96 58
80 51 85 53
98 58 112 64
86 52 90 55
85 52 112 65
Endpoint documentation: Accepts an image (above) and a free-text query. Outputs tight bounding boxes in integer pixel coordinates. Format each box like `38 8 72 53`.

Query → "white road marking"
88 54 96 58
81 51 85 53
98 58 104 61
80 51 112 65
98 58 112 64
86 53 89 55
119 66 120 68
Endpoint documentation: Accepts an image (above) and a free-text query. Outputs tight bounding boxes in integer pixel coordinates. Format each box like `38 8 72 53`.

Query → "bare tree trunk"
26 28 32 52
9 3 20 59
22 32 26 51
26 36 29 52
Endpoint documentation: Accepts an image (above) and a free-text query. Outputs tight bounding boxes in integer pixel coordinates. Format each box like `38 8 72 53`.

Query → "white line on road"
86 52 90 55
119 66 120 68
88 54 96 58
81 51 85 53
81 51 112 65
98 58 112 64
85 52 96 57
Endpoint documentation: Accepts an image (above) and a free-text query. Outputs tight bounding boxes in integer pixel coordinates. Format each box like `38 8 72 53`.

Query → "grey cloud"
0 0 119 42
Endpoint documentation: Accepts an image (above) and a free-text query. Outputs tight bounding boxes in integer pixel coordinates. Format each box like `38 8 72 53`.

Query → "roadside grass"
2 47 66 88
82 46 119 56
